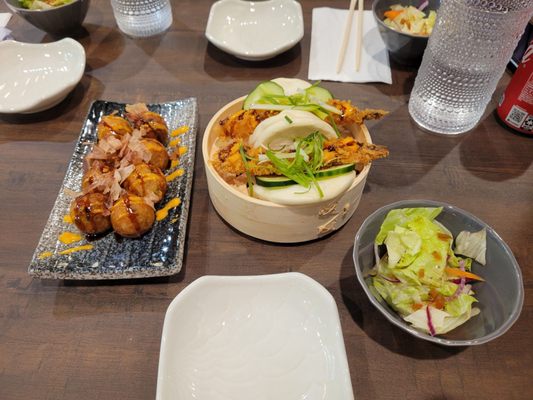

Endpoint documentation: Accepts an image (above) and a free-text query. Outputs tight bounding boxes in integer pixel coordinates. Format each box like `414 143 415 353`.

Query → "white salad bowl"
0 38 85 114
205 0 304 61
157 273 354 400
353 199 524 346
202 96 373 243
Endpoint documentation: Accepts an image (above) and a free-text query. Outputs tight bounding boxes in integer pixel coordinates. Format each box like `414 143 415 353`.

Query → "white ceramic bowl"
202 96 373 243
157 273 354 400
0 38 85 114
205 0 304 61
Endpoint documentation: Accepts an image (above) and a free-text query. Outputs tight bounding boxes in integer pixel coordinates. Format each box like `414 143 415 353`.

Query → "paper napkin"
0 13 13 41
309 8 392 84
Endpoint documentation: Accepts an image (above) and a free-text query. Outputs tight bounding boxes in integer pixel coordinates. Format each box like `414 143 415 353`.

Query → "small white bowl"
0 38 85 114
205 0 304 61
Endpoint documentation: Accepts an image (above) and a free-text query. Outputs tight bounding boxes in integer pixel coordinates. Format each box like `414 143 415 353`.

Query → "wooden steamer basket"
202 96 373 243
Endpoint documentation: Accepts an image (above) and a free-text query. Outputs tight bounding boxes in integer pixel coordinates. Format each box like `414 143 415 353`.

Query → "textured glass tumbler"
408 0 533 135
111 0 172 38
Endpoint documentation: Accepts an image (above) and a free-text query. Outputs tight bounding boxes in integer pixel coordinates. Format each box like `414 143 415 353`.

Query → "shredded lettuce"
371 207 485 336
19 0 72 10
455 228 487 265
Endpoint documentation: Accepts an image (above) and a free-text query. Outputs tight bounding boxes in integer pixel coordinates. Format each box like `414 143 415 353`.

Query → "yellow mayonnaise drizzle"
38 251 53 259
63 215 73 224
169 138 181 147
156 198 181 221
166 168 184 182
59 232 83 245
59 244 94 255
170 159 180 169
171 126 189 137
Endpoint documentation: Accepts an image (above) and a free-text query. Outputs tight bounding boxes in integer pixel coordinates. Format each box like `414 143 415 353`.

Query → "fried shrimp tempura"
327 99 389 127
218 101 388 140
211 137 389 184
219 109 277 140
322 137 389 167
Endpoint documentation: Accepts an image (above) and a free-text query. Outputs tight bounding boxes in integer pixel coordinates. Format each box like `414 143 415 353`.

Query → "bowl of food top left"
0 38 85 114
3 0 90 35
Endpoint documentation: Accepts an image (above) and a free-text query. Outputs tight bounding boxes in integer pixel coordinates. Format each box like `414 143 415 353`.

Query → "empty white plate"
205 0 304 61
157 272 354 400
0 38 85 114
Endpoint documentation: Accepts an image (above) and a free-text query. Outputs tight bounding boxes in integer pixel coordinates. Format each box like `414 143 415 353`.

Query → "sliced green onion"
264 131 326 198
239 144 254 196
285 115 293 124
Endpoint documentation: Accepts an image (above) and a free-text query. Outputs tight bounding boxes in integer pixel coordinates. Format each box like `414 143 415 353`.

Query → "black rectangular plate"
28 98 197 279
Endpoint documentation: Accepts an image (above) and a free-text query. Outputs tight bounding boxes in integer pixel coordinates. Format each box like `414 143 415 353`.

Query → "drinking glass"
408 0 533 135
111 0 173 38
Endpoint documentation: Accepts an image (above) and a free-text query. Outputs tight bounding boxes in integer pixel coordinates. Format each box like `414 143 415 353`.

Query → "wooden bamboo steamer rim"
202 96 373 243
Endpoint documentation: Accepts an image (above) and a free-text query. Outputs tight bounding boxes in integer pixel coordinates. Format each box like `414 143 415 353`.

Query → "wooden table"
1 1 532 399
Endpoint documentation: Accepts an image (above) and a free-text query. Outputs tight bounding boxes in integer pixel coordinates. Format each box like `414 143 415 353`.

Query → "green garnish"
265 131 326 197
284 115 293 124
239 144 254 196
244 80 338 122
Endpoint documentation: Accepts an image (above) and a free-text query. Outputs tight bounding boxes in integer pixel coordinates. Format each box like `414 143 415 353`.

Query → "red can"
497 40 533 134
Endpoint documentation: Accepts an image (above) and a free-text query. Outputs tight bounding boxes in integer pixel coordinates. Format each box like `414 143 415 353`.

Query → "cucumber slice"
305 86 333 103
315 163 355 179
255 164 355 188
256 175 296 188
243 81 285 110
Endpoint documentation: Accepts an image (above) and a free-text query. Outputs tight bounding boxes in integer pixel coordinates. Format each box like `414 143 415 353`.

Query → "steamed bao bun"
249 78 356 206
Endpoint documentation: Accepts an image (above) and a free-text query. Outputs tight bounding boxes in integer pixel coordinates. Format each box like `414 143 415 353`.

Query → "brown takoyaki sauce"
123 195 141 234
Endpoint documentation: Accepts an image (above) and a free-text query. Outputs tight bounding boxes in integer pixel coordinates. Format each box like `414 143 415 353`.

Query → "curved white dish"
0 38 85 114
157 273 354 400
205 0 304 61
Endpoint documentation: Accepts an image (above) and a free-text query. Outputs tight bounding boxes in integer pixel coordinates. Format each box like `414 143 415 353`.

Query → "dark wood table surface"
1 1 532 399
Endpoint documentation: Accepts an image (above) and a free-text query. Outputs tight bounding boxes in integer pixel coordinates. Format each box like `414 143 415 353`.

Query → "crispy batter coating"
125 103 169 145
141 138 169 171
218 109 277 140
217 101 388 141
111 194 155 238
70 193 112 235
322 137 389 167
327 99 389 126
97 115 133 141
123 163 167 203
211 137 389 184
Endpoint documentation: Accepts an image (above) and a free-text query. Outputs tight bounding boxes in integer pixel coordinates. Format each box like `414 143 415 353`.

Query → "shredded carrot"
384 10 403 19
445 267 484 282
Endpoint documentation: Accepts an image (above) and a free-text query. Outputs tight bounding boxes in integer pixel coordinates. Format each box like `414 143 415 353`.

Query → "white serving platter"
157 272 354 400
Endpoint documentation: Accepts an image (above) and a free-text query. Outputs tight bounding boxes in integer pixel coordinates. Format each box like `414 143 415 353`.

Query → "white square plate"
157 272 354 400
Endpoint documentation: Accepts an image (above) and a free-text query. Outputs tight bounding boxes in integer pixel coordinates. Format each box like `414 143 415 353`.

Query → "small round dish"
3 0 90 35
353 199 524 346
372 0 440 65
0 38 85 114
205 0 304 61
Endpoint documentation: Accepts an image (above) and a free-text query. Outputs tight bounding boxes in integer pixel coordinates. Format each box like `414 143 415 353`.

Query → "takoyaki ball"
141 111 169 145
111 194 155 238
97 115 133 141
141 138 169 171
123 163 167 203
70 193 112 235
81 164 113 193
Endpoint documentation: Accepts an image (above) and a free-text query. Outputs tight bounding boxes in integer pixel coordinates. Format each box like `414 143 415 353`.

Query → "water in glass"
408 0 533 135
111 0 173 38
